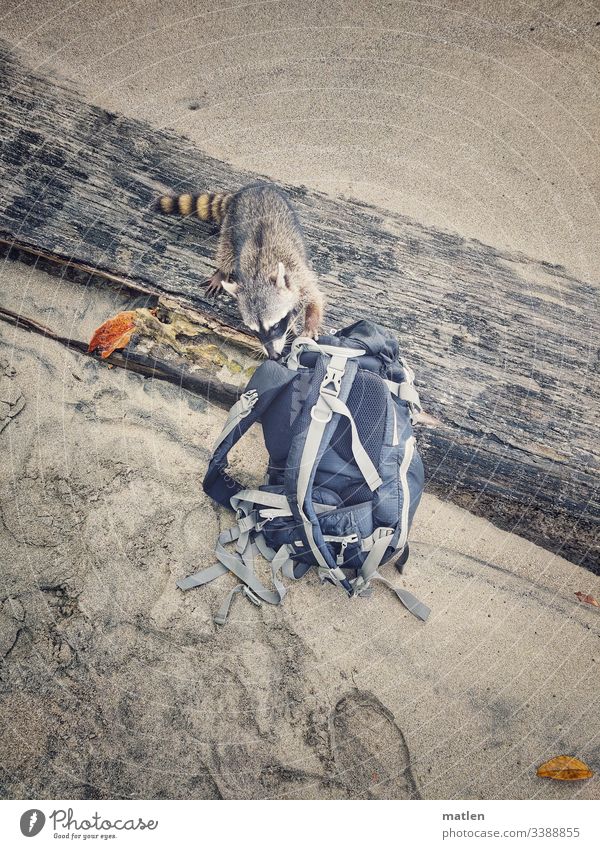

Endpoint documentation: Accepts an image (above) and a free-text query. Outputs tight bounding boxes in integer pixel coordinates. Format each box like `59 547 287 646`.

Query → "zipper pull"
337 534 359 565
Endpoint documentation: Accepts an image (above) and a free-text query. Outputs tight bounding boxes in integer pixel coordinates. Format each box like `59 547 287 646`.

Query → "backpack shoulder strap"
203 360 296 509
284 346 379 593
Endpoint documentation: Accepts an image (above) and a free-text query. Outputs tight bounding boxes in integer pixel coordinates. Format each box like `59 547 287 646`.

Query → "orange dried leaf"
537 756 593 781
88 312 136 359
575 591 599 607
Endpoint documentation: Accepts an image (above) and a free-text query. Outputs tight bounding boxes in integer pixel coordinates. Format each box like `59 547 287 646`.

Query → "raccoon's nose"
264 341 281 360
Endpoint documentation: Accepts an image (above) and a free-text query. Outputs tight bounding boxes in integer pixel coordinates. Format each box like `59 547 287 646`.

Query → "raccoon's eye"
260 311 293 342
258 310 296 342
272 314 291 336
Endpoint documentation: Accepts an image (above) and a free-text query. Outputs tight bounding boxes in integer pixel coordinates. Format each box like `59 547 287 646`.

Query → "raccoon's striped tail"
158 191 232 225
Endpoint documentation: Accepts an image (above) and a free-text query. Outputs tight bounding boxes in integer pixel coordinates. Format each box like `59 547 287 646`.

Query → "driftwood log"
0 45 597 571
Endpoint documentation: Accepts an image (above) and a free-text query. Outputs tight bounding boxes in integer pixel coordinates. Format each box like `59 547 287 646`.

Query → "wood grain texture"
0 45 597 571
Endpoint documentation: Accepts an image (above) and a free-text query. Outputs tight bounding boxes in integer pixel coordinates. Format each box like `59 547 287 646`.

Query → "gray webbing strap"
282 560 296 580
214 584 262 626
358 531 395 584
214 534 280 606
213 544 293 626
177 562 228 591
361 527 395 551
384 380 421 406
321 394 383 491
257 501 336 521
295 353 351 569
221 492 295 614
296 353 354 572
270 544 293 601
177 524 245 591
177 521 249 590
286 337 365 371
212 390 259 452
352 530 430 622
230 489 290 511
372 575 430 622
384 376 422 424
236 512 258 534
296 392 332 570
178 503 286 610
317 565 349 590
254 532 276 561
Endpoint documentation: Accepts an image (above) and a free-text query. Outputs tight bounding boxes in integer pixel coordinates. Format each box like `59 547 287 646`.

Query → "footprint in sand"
331 690 421 799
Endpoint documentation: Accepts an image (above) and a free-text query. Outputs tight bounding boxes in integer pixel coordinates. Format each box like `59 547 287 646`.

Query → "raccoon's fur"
158 183 324 358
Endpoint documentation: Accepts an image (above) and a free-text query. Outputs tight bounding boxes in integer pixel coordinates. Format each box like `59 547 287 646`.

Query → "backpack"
177 320 430 625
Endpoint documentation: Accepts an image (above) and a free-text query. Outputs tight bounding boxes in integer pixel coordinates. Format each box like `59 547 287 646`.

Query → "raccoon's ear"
270 262 288 289
221 279 239 298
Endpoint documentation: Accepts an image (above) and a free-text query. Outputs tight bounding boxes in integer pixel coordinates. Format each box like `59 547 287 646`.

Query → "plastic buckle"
351 576 372 598
317 567 335 586
239 389 258 416
256 514 273 531
243 587 262 607
320 366 343 397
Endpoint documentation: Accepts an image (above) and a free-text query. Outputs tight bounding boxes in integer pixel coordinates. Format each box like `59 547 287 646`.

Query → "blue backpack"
177 320 430 625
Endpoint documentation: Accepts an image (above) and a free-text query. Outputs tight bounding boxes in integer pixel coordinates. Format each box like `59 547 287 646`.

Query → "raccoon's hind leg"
202 227 236 297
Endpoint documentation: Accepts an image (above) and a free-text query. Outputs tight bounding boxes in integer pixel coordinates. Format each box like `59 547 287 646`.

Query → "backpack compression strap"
384 363 422 424
177 489 297 625
350 529 430 621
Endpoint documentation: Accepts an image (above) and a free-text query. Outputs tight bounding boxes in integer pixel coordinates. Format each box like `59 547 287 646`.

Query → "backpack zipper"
337 534 359 564
323 533 359 564
397 436 416 551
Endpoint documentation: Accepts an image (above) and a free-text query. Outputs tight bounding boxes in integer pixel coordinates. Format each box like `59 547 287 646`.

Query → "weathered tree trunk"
0 46 597 571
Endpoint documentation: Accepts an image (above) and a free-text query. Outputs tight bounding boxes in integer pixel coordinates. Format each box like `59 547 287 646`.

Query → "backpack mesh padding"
328 370 387 505
261 379 298 462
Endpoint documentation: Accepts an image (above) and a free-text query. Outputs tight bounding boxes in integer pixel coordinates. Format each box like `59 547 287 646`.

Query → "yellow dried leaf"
575 591 599 607
88 311 136 359
537 756 593 781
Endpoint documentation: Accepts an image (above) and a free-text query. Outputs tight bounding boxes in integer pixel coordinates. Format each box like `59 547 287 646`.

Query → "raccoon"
158 183 324 359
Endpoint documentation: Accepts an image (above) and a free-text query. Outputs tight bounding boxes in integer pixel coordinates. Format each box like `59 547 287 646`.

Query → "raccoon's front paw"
202 270 228 298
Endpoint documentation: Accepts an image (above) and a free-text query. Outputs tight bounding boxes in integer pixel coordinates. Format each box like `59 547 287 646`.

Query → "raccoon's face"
245 305 299 359
224 263 299 359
